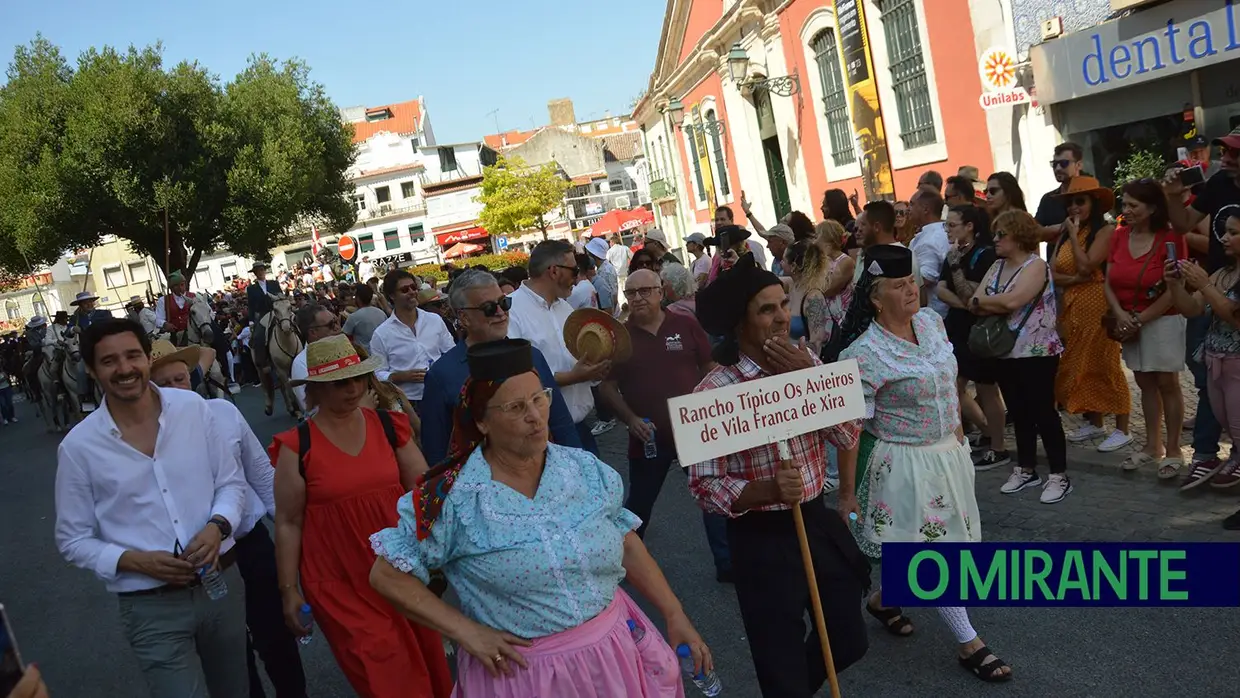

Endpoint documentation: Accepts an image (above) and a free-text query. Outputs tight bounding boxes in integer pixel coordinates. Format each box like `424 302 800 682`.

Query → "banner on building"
689 104 718 210
834 0 894 202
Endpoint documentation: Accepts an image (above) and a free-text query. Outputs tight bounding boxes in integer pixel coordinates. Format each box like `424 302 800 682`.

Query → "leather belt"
118 548 238 597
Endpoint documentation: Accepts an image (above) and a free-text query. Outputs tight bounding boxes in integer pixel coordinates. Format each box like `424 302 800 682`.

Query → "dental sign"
978 47 1030 110
1031 0 1240 105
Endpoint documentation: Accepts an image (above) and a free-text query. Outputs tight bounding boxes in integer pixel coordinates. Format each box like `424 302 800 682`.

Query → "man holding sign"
682 254 871 698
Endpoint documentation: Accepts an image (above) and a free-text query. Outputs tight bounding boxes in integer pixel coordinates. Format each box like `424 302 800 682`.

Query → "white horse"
34 344 72 433
253 297 302 418
152 294 231 400
59 333 86 426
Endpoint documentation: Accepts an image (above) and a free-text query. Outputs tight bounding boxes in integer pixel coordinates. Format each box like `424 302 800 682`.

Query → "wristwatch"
208 515 233 540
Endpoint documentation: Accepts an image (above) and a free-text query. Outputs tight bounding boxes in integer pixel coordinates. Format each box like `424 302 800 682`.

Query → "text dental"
1083 0 1240 86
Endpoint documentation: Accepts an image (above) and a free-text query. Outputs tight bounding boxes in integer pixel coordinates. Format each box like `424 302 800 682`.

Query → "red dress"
269 409 452 698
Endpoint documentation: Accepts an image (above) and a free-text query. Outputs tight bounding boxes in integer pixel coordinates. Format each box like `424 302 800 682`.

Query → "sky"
0 0 668 142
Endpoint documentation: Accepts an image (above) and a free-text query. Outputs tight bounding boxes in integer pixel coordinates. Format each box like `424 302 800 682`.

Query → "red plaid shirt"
686 352 860 517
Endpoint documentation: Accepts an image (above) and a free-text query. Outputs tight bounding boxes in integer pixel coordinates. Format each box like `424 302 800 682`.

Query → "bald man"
599 270 733 581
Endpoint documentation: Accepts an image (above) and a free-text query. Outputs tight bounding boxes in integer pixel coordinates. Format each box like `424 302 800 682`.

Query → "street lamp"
726 41 800 97
664 98 685 124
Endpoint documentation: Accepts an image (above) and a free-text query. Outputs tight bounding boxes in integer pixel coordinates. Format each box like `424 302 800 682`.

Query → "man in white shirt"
606 234 632 283
290 303 342 412
370 269 456 410
507 240 611 454
358 255 377 284
126 296 158 336
54 318 250 698
147 339 307 696
568 252 600 310
853 201 922 287
908 187 952 317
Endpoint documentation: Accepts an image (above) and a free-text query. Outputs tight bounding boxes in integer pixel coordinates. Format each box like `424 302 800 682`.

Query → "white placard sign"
668 359 865 466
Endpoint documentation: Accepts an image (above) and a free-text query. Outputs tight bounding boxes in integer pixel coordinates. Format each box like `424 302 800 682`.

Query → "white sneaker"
822 477 839 494
1065 424 1106 443
1000 467 1042 494
591 419 617 436
228 383 242 395
1040 474 1073 503
1096 430 1134 453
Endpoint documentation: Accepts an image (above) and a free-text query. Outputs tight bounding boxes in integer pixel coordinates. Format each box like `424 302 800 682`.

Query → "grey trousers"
117 565 249 698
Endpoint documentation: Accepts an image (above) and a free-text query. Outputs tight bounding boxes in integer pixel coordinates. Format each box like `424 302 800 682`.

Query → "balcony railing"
356 199 427 223
649 177 675 202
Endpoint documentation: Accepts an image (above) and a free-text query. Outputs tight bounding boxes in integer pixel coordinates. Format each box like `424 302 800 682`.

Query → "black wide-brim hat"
694 253 782 336
705 224 751 248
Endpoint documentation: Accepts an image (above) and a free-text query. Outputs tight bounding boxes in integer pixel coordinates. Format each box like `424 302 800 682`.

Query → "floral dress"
839 308 981 559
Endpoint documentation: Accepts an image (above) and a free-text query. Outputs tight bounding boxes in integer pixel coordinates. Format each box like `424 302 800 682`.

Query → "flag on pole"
310 224 322 256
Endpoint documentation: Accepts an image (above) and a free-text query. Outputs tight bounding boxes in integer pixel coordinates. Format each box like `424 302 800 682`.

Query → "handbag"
968 260 1049 359
1101 230 1163 343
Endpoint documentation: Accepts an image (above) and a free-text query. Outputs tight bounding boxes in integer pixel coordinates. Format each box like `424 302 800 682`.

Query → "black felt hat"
694 253 782 336
861 244 913 279
467 339 534 382
705 224 751 248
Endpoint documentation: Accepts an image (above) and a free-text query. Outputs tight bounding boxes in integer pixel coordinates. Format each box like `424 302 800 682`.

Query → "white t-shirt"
909 222 951 317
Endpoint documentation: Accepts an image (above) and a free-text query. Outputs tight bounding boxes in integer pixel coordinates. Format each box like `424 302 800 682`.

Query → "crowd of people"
3 125 1236 698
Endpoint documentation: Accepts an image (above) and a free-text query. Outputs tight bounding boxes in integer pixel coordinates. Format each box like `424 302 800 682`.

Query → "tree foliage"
0 36 357 281
476 155 569 239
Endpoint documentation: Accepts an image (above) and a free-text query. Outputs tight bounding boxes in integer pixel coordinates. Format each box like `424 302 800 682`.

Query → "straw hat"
126 295 144 308
289 334 383 387
564 308 632 364
417 288 446 306
150 338 202 371
1056 175 1115 212
70 291 99 306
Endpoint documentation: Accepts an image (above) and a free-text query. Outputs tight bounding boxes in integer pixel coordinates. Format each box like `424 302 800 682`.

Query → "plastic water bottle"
643 419 657 459
297 604 314 645
627 619 646 643
199 567 228 601
677 643 722 696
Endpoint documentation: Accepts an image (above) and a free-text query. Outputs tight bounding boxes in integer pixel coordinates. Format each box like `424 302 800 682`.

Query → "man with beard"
687 255 869 697
54 319 249 698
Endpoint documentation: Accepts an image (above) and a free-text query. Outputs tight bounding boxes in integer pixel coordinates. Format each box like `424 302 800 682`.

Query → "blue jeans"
826 444 839 479
1186 313 1222 459
0 386 14 421
75 363 91 401
624 449 731 575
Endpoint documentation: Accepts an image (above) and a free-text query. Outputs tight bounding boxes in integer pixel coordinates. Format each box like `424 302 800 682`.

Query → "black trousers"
996 355 1067 474
235 524 308 698
728 498 870 698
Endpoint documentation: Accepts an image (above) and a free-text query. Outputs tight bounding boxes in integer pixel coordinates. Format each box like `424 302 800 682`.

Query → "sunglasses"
461 296 512 317
1051 159 1074 169
1070 196 1091 206
987 187 1003 195
554 264 579 277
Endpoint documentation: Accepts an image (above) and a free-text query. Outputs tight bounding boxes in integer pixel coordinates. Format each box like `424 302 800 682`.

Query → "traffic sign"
337 234 357 261
497 236 509 251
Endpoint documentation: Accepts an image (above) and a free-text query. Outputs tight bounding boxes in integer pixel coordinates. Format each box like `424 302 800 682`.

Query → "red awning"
444 242 486 259
435 226 488 246
587 208 654 237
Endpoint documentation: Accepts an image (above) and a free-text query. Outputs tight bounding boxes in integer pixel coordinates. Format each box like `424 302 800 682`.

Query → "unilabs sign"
668 359 865 466
978 47 1030 111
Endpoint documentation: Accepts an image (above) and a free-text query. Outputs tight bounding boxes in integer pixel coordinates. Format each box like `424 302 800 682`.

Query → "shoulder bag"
968 260 1049 359
1101 230 1163 343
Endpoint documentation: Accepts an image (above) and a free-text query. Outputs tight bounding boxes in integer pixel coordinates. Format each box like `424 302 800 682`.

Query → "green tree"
0 36 357 281
476 155 569 240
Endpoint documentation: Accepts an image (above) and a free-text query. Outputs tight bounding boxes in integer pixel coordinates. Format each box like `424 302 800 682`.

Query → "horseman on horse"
155 271 199 347
246 261 283 369
65 291 112 412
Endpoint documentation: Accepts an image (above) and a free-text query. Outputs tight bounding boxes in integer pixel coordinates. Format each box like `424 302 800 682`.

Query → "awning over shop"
434 224 489 246
587 208 654 237
444 242 485 259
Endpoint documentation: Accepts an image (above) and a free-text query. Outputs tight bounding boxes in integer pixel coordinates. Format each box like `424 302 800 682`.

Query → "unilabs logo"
978 47 1029 111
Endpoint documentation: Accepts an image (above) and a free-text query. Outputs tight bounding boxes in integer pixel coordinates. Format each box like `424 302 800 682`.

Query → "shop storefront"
1031 0 1240 185
432 222 491 260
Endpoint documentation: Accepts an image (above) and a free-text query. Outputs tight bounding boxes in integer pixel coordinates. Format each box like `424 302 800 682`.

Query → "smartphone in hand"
0 604 26 696
1178 165 1206 187
1165 241 1181 277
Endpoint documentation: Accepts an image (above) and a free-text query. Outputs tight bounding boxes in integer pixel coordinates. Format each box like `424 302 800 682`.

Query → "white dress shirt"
152 294 187 328
507 283 594 423
206 399 275 537
54 386 248 593
359 261 376 282
370 310 456 401
291 347 308 410
910 221 951 317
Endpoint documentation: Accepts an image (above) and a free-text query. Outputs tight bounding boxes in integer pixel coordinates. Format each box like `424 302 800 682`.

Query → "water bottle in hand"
643 419 657 459
199 567 228 601
677 643 721 696
627 619 646 643
297 603 314 645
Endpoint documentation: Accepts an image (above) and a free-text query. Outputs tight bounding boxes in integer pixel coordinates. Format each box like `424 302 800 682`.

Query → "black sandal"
865 602 914 636
958 646 1012 682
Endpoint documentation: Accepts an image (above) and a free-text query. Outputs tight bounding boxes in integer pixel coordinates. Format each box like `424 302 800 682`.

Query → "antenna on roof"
486 109 500 135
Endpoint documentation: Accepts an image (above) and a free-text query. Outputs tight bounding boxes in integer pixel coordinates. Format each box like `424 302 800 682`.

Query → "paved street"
1 387 1237 697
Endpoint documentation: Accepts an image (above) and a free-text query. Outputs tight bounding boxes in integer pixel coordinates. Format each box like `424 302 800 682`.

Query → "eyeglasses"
895 208 908 216
987 187 1003 195
461 296 512 317
1051 159 1074 169
553 264 579 277
623 286 662 300
994 230 1008 239
487 387 553 418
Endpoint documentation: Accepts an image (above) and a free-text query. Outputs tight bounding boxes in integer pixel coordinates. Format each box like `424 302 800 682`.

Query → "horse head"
189 294 215 345
269 297 296 334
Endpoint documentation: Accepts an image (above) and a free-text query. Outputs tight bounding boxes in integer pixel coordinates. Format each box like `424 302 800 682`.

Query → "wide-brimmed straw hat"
1056 175 1115 212
126 295 144 307
150 338 202 371
70 291 99 306
564 308 632 363
290 334 382 387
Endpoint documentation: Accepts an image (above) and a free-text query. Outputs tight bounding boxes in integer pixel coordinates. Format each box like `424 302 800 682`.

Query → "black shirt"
940 244 998 346
1190 171 1240 274
1035 187 1069 227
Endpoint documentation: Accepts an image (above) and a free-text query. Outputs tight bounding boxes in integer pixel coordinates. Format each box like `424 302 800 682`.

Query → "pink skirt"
453 589 684 698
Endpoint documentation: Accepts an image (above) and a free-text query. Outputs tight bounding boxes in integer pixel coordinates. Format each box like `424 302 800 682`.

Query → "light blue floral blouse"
370 443 642 639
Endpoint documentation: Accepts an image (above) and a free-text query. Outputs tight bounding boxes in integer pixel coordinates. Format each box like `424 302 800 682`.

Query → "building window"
408 223 425 243
103 265 126 289
352 194 366 211
878 0 936 149
356 233 376 254
410 136 420 149
221 262 238 280
811 30 857 166
375 186 391 204
400 181 417 199
686 128 706 202
5 300 18 320
439 147 457 172
705 110 730 198
382 228 401 250
32 300 47 318
128 261 151 284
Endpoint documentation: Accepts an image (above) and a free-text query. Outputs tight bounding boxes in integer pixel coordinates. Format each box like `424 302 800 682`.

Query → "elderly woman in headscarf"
369 338 711 697
826 245 1012 683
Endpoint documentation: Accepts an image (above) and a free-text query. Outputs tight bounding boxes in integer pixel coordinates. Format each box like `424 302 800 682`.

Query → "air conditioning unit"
1041 17 1063 41
615 196 631 209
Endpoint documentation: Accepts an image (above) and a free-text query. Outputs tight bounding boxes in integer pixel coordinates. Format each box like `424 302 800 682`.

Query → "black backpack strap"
376 408 399 453
297 421 311 480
